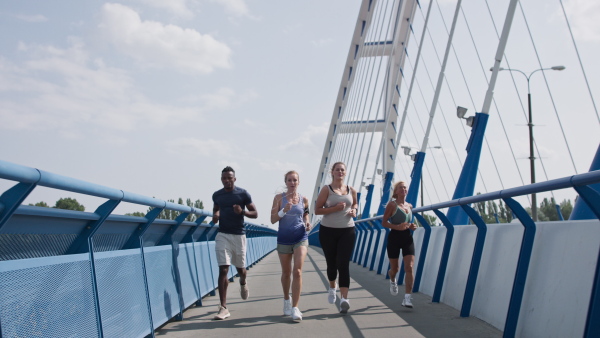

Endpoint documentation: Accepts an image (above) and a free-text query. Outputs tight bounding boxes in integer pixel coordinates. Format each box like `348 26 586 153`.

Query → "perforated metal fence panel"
95 249 151 338
0 254 99 338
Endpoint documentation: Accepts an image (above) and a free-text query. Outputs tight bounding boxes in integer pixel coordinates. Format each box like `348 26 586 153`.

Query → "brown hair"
392 181 408 199
330 162 346 178
284 170 299 182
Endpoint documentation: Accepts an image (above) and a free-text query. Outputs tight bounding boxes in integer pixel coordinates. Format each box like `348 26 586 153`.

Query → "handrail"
0 159 270 227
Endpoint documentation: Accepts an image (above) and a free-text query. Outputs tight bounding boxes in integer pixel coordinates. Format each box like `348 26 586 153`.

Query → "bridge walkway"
156 246 501 337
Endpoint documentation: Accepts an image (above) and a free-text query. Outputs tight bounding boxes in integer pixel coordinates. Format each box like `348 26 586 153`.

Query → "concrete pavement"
156 246 501 337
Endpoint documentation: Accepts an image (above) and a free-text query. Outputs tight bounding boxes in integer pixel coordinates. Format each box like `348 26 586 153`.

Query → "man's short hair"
222 166 235 174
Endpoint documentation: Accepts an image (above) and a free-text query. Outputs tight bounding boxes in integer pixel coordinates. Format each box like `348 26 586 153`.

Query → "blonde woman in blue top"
271 170 311 322
382 181 417 308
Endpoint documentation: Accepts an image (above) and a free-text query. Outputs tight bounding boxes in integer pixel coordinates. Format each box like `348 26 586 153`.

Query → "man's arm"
243 202 258 219
212 203 220 224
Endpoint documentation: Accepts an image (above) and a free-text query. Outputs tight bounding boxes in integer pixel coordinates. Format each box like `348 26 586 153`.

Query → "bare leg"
340 287 349 299
217 265 230 307
235 266 247 285
403 255 415 294
291 246 308 307
278 253 293 300
388 258 400 282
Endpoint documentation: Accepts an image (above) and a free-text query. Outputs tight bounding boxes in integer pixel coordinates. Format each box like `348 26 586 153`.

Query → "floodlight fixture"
457 106 468 119
402 146 412 156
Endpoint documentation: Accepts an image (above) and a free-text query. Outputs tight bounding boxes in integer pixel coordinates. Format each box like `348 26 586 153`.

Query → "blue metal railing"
309 170 600 338
0 160 277 338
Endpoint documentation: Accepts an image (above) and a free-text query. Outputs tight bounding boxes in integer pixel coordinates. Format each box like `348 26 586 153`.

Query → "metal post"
528 92 537 221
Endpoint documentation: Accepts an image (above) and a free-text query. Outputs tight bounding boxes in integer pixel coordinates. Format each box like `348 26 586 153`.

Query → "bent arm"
270 195 282 224
314 187 341 215
244 202 258 219
212 204 220 224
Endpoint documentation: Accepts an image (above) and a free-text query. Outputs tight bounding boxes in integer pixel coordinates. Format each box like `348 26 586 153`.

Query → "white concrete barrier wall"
361 219 600 337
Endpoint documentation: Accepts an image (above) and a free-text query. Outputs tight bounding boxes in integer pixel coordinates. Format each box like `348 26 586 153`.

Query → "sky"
0 0 362 227
1 0 599 228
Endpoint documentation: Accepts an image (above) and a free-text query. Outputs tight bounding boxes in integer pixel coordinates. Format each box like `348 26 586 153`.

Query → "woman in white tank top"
315 162 358 314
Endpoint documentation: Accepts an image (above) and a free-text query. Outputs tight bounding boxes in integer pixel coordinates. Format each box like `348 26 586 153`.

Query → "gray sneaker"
213 306 230 320
339 298 350 314
283 298 292 316
390 280 399 296
328 286 337 304
240 283 249 300
402 295 413 308
291 307 302 322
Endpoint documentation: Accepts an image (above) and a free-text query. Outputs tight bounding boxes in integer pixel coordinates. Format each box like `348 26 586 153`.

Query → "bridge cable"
558 0 600 125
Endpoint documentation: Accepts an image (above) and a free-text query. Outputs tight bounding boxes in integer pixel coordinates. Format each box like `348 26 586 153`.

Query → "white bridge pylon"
311 0 418 219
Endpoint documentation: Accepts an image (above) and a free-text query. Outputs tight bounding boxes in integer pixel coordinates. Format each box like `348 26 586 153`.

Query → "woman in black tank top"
382 181 418 308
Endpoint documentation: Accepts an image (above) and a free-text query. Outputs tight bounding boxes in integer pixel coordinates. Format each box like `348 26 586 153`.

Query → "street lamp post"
495 65 565 221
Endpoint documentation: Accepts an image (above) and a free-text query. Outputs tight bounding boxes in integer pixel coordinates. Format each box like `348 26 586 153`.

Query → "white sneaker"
328 286 337 304
283 298 292 316
291 307 302 322
390 280 399 296
402 294 413 308
339 298 350 314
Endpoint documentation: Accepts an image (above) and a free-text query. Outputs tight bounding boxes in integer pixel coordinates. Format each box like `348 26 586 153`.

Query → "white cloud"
279 122 329 150
562 0 600 41
210 0 251 17
310 38 333 47
14 14 48 23
0 40 204 132
99 3 232 74
259 160 301 172
167 138 237 156
130 0 196 19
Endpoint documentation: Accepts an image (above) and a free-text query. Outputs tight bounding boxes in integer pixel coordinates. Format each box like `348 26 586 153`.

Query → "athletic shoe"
390 280 399 296
283 298 292 316
240 283 249 300
339 298 350 314
291 307 303 322
213 306 230 320
402 295 413 308
328 286 337 304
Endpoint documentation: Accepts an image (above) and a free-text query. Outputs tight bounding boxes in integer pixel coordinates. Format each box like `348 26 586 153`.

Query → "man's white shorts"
215 232 246 268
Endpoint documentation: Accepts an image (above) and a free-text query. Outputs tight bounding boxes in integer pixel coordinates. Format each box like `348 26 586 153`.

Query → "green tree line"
29 197 205 222
414 194 573 226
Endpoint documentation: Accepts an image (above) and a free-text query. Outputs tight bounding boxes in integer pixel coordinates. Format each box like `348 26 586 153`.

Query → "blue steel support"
362 184 375 219
412 213 431 292
0 181 39 231
432 209 455 302
459 204 488 317
122 207 165 249
571 144 600 220
447 113 489 225
502 197 536 338
86 198 123 338
555 204 564 221
572 185 600 338
363 224 377 267
203 222 218 296
406 152 426 207
369 220 383 271
136 207 164 338
187 216 208 307
377 228 391 275
359 223 371 265
377 171 394 215
158 213 190 321
354 224 367 265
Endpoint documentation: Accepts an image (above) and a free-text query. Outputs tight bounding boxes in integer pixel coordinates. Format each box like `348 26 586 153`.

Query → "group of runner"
210 162 417 322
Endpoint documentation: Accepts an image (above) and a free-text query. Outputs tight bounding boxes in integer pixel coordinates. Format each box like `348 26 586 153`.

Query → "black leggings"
319 225 356 288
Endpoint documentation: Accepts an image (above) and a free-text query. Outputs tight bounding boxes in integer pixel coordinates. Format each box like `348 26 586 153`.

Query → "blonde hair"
392 181 408 199
284 170 299 182
330 162 346 179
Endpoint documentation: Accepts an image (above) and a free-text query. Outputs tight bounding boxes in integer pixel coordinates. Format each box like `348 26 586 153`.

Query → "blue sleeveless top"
277 193 308 245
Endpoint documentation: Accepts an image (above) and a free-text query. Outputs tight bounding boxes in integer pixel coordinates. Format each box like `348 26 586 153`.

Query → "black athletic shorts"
386 229 415 258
